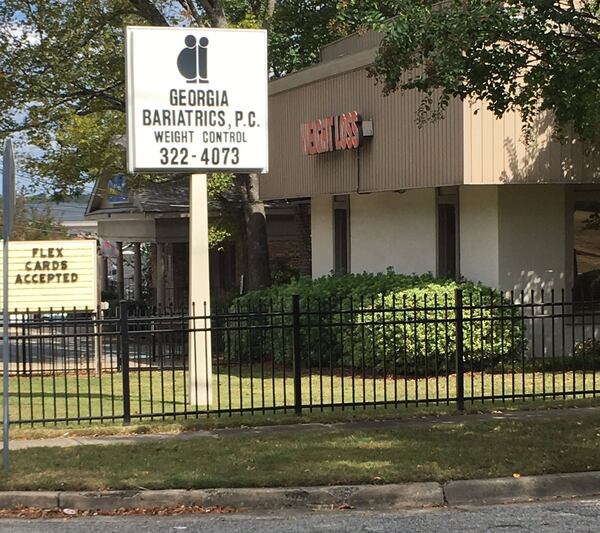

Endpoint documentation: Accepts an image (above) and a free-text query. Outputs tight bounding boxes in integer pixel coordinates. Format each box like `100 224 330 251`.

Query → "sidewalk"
7 404 600 450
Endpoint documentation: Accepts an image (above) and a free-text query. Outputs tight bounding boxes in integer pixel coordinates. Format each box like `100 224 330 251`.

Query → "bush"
349 282 524 374
224 271 525 374
570 339 600 370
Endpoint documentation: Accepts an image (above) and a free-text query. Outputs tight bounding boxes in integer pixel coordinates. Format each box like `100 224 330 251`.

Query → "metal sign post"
2 139 15 472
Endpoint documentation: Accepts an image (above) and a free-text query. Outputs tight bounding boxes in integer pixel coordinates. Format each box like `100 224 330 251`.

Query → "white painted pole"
189 174 212 406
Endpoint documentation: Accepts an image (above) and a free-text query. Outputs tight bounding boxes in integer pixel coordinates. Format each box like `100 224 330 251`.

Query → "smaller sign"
301 112 372 156
107 174 129 204
2 140 15 239
0 240 97 311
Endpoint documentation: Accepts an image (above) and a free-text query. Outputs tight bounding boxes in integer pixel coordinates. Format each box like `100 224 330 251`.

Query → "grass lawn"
2 413 600 491
2 369 600 428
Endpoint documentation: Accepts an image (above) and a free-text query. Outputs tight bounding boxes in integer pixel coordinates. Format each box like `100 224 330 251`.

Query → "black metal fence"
1 288 599 427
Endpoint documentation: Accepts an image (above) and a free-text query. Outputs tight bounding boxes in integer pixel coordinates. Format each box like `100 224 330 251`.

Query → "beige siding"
262 33 600 200
261 68 463 200
464 101 600 184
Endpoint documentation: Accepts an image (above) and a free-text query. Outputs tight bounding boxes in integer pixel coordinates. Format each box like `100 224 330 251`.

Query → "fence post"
292 294 302 416
119 300 131 425
455 288 465 411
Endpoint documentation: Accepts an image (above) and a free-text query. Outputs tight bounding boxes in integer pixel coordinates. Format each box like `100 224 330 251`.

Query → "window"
333 195 350 274
437 188 459 280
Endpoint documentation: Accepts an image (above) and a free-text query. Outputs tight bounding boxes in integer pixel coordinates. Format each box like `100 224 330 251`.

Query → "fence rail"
1 288 599 427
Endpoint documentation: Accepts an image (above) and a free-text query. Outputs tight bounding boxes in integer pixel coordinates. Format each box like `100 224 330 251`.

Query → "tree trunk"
197 0 272 292
237 173 271 290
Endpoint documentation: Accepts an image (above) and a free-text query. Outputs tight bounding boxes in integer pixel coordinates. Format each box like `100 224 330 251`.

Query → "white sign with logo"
126 26 268 173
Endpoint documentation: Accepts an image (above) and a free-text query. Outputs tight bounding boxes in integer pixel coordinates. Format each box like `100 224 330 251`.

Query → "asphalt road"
1 498 600 532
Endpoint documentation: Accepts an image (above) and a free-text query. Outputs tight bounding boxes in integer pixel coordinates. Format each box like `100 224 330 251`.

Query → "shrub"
223 271 525 375
570 338 600 370
349 281 524 374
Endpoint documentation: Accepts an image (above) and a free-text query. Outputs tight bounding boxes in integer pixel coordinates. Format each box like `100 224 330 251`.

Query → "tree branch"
195 0 227 28
128 0 169 26
176 0 204 26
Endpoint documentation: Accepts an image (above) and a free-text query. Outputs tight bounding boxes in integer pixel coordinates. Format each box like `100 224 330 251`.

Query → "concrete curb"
0 472 599 512
444 471 600 506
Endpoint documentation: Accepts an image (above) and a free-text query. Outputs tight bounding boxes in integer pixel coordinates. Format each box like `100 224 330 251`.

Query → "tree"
0 195 68 241
1 0 379 292
358 0 600 142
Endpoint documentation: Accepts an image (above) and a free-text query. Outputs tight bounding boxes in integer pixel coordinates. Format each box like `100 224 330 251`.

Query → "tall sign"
126 26 269 407
126 27 268 173
2 139 15 472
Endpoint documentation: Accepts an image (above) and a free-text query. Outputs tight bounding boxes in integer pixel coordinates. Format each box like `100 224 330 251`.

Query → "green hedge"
225 272 525 374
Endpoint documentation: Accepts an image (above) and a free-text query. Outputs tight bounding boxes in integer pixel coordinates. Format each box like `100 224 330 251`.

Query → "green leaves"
368 0 600 142
227 271 524 372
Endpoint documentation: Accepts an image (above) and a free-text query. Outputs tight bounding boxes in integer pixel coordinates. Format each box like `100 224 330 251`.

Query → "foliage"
232 268 433 305
225 271 524 373
0 0 386 194
0 195 68 241
573 338 600 371
362 0 600 142
0 0 394 277
351 282 523 374
270 259 301 286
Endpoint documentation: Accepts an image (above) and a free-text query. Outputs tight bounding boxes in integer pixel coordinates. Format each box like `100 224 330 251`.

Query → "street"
1 498 599 532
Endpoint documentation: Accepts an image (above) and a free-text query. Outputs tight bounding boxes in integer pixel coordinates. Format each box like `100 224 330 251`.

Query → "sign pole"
125 26 269 406
189 174 211 406
2 139 15 473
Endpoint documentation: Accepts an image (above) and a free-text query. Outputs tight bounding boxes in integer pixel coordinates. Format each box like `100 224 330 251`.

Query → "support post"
116 241 125 300
133 242 142 301
156 242 166 309
455 288 465 411
95 254 104 375
98 256 108 294
189 174 212 406
292 294 302 416
119 300 131 425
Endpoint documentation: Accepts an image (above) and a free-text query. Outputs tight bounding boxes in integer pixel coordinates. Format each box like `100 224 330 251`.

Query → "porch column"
156 242 166 308
133 242 142 301
98 256 108 294
116 241 125 300
189 174 212 406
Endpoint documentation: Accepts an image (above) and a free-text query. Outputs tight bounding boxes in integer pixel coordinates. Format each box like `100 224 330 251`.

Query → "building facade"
260 32 600 295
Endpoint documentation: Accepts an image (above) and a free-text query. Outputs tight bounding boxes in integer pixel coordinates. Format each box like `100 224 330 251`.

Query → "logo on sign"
177 35 209 84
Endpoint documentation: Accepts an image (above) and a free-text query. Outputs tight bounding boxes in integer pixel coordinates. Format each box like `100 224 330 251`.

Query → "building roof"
86 175 190 219
262 29 600 201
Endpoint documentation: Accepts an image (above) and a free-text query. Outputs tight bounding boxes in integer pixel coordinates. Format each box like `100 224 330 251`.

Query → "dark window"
333 196 350 274
438 203 457 279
